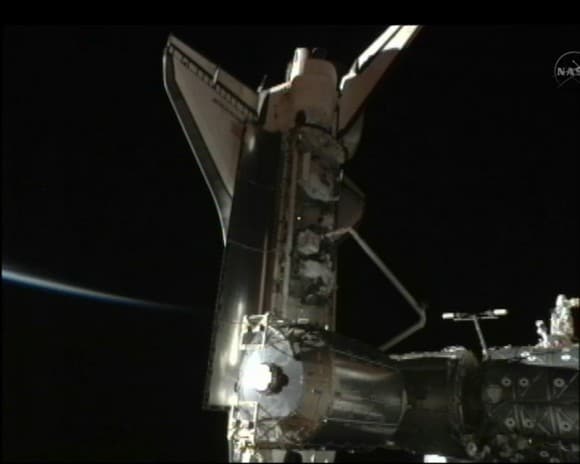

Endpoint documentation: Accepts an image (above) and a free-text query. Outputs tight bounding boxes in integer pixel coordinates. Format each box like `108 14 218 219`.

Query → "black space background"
2 25 579 462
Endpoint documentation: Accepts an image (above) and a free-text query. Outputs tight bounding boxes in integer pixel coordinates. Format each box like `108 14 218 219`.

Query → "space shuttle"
163 26 579 462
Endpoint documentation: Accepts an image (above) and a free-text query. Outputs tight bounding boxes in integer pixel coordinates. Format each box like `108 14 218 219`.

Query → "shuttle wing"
338 25 421 135
163 35 259 244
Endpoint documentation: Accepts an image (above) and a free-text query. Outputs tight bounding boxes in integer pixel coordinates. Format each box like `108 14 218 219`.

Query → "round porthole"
505 417 516 428
561 422 571 431
466 442 478 457
553 377 565 388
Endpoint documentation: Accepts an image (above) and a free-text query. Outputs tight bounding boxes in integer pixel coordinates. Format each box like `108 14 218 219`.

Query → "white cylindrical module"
291 59 338 130
231 323 406 452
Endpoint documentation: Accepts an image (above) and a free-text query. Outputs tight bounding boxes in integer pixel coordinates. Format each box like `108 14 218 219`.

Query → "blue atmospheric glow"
2 267 189 312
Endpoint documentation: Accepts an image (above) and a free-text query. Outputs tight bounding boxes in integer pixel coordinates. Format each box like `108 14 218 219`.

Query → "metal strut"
327 227 426 351
441 309 509 360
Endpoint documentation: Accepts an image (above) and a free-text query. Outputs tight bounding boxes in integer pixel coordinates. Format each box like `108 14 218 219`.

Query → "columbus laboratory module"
162 26 579 462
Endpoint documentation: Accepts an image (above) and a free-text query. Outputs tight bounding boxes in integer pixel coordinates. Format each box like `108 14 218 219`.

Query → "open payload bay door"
163 35 259 244
338 25 421 136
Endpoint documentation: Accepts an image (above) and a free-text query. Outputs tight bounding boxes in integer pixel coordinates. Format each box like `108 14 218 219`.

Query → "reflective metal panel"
204 127 282 408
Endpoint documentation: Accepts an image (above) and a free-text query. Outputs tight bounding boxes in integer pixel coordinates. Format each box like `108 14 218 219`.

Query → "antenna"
441 309 509 360
257 74 268 92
